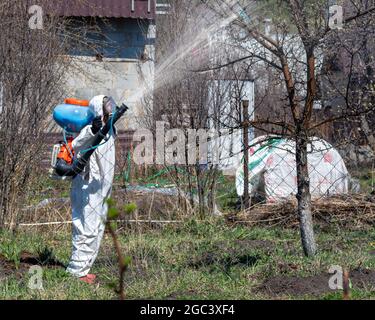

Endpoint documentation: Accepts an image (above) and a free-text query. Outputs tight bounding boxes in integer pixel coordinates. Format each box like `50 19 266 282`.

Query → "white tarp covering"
236 135 350 202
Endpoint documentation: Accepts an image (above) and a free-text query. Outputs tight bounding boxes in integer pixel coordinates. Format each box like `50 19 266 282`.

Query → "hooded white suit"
66 95 116 277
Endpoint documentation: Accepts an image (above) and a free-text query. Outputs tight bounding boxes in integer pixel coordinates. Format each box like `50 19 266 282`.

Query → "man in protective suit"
66 95 117 284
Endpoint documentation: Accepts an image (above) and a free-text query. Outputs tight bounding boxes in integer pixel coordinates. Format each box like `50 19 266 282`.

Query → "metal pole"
242 100 250 209
131 0 135 12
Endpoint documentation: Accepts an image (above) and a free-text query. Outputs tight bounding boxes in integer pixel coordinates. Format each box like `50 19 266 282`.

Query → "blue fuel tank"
53 104 95 133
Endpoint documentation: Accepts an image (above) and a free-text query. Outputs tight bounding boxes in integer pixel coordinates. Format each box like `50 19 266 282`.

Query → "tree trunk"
295 133 317 257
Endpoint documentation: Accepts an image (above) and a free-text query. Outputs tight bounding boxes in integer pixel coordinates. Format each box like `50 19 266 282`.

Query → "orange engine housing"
57 138 75 165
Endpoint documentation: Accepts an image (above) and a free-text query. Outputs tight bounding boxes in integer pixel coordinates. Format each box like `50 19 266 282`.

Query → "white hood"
88 95 106 117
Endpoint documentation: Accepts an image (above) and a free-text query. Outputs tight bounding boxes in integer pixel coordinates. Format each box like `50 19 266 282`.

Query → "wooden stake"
243 100 250 209
343 269 351 300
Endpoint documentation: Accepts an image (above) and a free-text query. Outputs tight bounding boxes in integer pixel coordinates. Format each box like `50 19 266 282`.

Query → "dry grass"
227 194 375 229
15 188 194 234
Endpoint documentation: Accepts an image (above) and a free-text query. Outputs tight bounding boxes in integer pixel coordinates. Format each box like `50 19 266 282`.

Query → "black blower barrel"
55 103 129 178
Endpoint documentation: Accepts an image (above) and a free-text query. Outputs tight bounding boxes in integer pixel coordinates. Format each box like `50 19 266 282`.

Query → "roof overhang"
45 0 156 19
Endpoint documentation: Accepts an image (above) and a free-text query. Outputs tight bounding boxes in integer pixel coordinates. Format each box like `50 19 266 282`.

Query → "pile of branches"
227 194 375 229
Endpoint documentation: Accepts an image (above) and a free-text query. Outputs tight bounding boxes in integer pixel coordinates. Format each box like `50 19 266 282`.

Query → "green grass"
8 163 374 300
0 218 374 300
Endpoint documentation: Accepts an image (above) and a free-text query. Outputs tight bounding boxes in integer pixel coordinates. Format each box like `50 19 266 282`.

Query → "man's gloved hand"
91 116 102 134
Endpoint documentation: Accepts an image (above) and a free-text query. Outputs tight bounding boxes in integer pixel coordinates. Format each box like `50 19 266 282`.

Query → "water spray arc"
124 0 259 107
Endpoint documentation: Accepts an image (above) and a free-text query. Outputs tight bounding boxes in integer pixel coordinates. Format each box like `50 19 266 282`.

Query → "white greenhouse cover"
236 136 349 202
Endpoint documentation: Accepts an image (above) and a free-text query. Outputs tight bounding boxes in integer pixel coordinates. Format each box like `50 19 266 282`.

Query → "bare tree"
136 0 231 217
202 0 375 256
0 0 104 229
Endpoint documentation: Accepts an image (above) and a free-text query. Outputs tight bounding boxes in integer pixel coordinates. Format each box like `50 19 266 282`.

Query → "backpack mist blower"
50 97 129 180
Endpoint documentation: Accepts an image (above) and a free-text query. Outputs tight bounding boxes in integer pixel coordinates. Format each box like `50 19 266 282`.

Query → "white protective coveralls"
66 95 116 277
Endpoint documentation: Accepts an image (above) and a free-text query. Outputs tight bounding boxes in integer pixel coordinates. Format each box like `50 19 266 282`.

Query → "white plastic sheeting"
236 136 350 202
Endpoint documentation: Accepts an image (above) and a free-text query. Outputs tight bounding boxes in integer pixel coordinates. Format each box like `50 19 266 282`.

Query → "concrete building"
54 0 156 130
